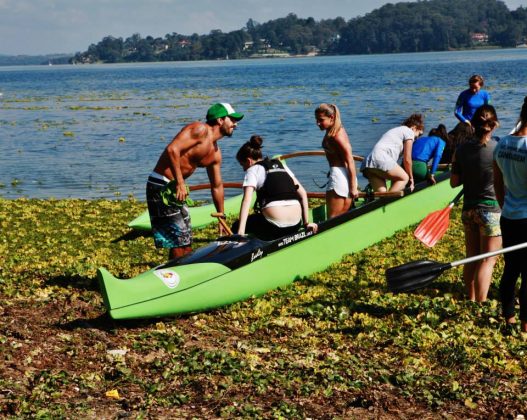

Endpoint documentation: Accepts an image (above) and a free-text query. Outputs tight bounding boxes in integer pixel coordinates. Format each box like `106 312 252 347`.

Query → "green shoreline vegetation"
1 197 526 417
71 0 527 65
1 0 526 66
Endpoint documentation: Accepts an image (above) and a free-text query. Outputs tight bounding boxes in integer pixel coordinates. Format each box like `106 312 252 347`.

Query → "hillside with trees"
65 0 526 63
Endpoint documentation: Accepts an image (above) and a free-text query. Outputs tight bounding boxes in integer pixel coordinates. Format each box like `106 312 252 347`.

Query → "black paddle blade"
386 260 451 293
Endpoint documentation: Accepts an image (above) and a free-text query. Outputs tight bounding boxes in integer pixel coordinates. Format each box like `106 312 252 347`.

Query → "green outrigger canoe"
127 182 245 231
98 170 461 320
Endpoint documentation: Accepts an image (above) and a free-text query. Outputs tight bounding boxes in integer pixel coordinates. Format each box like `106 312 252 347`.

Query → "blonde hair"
315 103 342 138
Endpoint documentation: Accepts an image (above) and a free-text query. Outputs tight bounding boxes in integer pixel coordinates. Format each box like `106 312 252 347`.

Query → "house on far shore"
471 32 489 45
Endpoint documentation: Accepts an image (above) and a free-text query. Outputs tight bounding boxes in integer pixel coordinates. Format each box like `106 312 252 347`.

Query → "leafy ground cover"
0 198 526 418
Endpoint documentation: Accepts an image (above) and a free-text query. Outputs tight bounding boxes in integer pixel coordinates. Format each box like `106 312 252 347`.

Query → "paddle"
414 189 464 247
386 242 527 293
306 190 404 199
276 149 364 162
211 212 234 235
189 182 242 191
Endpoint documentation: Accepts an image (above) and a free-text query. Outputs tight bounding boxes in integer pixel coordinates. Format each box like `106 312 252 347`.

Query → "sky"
0 0 525 56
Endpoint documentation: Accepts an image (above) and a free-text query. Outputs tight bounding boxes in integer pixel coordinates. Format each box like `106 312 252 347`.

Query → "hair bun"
249 135 263 149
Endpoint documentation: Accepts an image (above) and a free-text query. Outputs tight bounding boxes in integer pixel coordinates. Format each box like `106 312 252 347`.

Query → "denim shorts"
461 208 501 237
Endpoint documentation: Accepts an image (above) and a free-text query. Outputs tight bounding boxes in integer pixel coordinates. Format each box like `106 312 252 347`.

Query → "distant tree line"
71 0 527 64
0 54 71 66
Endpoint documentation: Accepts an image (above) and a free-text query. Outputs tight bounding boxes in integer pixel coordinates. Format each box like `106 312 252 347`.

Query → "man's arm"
206 156 224 214
166 123 208 201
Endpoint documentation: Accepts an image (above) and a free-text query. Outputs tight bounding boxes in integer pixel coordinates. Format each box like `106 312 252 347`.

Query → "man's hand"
176 182 188 201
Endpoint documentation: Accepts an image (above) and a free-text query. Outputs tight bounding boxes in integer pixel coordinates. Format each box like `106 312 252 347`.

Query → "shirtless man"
146 103 244 259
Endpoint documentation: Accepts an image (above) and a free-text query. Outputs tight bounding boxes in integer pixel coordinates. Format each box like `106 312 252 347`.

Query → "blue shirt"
411 135 446 175
454 89 491 123
493 134 527 219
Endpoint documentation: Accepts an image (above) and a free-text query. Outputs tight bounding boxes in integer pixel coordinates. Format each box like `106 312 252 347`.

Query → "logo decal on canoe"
154 269 181 289
277 230 313 248
251 248 263 262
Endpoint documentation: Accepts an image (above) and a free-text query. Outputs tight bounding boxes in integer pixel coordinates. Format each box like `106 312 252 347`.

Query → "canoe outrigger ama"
98 160 461 319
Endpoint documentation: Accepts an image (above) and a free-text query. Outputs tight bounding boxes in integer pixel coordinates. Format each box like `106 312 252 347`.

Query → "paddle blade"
386 260 451 293
414 206 452 247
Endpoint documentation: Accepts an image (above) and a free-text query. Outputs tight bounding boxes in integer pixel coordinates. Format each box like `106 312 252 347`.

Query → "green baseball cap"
206 103 244 122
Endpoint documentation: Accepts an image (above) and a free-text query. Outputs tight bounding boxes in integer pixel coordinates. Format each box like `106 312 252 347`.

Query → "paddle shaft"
450 241 527 268
189 150 365 193
449 189 464 207
307 190 404 199
276 150 364 162
189 182 242 191
210 212 234 235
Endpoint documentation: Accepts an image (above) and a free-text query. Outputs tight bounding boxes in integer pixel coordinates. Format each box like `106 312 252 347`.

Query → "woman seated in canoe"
232 135 318 241
314 103 359 218
411 123 449 184
360 114 425 192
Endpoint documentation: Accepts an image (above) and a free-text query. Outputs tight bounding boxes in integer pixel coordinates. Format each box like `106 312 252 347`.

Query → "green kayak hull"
100 174 460 319
128 193 246 231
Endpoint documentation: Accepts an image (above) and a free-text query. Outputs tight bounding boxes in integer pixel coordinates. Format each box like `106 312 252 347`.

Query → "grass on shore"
0 197 526 418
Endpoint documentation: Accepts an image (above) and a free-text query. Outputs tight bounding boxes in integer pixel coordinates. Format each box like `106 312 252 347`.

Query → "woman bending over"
361 114 424 192
233 135 318 241
411 123 448 184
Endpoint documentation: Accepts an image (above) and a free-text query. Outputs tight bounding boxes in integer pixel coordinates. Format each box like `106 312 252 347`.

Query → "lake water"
1 48 526 201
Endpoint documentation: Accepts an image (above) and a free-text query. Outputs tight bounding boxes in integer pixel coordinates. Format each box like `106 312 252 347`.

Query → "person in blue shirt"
411 124 448 184
454 74 491 126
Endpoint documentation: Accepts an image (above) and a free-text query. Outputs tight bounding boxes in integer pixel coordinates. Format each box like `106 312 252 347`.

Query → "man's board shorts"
326 167 352 198
461 208 501 237
146 172 192 249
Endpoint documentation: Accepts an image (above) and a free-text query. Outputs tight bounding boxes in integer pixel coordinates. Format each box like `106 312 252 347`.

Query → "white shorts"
360 151 398 173
326 167 351 198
